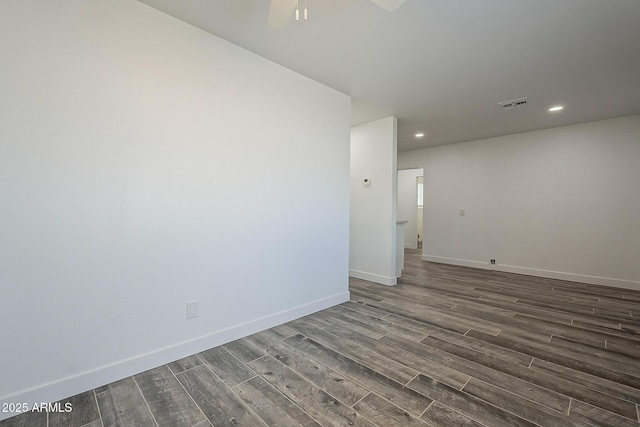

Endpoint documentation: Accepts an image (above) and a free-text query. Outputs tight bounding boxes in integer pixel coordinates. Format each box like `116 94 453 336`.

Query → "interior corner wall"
0 0 351 418
350 117 398 286
397 168 423 249
397 114 640 290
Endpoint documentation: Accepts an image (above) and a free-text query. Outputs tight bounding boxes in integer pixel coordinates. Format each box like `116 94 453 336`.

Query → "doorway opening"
417 176 423 250
397 168 424 251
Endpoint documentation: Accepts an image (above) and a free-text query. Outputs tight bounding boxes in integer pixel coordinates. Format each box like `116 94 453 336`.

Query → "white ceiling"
137 0 640 151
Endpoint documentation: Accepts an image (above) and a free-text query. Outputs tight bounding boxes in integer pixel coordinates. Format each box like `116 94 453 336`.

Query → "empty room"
1 0 639 426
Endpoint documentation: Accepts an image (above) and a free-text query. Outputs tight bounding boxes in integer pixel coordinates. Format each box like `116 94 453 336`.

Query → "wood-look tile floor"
3 249 640 426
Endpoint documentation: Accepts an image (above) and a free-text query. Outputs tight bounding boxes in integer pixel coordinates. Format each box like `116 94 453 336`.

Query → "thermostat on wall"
363 178 371 186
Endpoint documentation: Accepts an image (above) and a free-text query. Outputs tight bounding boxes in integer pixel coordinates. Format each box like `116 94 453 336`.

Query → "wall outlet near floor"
186 301 198 320
490 259 496 265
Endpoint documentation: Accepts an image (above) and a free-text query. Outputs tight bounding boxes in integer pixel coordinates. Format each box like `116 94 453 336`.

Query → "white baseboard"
422 255 640 291
349 269 397 286
422 255 489 270
0 291 349 422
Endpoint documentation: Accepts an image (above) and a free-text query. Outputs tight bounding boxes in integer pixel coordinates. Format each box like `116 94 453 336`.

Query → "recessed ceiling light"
549 105 564 112
415 133 425 138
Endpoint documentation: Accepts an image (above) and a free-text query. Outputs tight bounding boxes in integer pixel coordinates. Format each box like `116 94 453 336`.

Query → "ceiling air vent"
499 97 528 110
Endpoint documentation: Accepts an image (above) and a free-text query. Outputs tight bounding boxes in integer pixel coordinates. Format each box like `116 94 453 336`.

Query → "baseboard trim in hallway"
423 254 640 291
349 269 397 286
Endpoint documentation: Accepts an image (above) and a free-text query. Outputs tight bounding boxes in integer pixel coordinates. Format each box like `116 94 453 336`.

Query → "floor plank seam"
92 389 104 427
476 375 573 420
170 365 211 427
278 332 297 340
293 331 406 387
197 352 244 390
459 376 471 391
169 363 202 377
270 354 368 411
229 376 284 427
405 373 421 387
291 333 433 418
418 399 435 420
456 378 544 427
349 391 370 408
256 353 366 426
229 374 259 389
132 375 160 427
260 358 327 427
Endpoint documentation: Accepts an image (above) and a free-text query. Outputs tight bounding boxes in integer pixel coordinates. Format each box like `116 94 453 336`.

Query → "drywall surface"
350 117 398 285
0 0 350 417
398 115 640 289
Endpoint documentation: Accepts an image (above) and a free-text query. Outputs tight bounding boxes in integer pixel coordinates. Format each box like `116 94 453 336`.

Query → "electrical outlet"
490 259 496 265
186 301 198 320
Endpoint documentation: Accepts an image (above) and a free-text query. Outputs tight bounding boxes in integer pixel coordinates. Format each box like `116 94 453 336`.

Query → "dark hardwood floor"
3 249 640 426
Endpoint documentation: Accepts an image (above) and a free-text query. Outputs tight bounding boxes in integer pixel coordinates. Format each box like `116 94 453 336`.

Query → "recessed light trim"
549 105 564 112
415 133 425 138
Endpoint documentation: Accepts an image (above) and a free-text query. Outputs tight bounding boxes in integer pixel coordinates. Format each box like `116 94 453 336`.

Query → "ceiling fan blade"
267 0 297 28
369 0 407 12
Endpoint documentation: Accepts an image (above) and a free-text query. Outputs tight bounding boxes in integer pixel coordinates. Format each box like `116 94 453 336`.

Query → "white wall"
398 168 423 249
398 115 640 290
417 206 424 243
0 0 350 418
350 117 398 285
417 176 424 244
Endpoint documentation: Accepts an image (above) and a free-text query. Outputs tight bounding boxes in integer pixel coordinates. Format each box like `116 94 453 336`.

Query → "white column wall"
350 117 398 285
